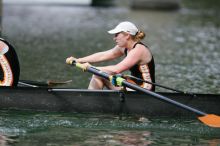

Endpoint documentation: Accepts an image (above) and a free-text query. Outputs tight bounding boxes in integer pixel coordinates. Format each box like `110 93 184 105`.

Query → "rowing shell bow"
70 61 220 128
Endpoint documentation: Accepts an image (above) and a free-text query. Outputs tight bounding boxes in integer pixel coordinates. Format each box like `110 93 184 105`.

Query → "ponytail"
132 31 146 42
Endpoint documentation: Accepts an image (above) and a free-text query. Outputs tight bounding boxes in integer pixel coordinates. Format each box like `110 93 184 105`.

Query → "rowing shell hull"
0 87 219 117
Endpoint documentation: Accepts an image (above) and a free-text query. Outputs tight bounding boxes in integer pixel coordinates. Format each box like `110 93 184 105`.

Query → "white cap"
108 21 138 35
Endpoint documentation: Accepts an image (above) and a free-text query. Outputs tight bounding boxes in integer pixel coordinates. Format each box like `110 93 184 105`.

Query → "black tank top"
124 42 155 91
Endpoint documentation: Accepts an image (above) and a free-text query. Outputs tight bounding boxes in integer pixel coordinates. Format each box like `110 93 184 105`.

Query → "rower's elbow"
110 68 121 74
111 65 128 74
113 68 125 74
114 70 121 74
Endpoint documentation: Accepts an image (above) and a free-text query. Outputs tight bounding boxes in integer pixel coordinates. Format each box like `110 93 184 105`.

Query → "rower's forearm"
98 64 127 75
78 52 110 63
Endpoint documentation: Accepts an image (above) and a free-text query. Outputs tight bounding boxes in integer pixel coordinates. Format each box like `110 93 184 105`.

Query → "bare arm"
98 45 151 74
66 45 124 64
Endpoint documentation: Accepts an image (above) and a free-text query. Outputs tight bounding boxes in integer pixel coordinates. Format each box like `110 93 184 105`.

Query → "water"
1 0 220 145
2 0 220 93
0 111 220 145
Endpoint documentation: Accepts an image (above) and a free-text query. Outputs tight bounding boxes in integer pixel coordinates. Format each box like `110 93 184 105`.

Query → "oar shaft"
88 67 109 79
73 62 207 116
18 82 38 87
18 80 72 87
19 80 48 87
122 81 207 116
71 61 220 128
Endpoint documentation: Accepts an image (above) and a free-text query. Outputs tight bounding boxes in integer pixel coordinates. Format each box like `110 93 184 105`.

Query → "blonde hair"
132 31 145 42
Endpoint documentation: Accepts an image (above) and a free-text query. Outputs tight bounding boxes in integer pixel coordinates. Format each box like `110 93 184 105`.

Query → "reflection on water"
2 0 220 93
0 111 220 146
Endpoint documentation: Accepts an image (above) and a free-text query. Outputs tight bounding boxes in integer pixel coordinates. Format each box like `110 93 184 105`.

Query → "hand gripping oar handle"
71 61 220 128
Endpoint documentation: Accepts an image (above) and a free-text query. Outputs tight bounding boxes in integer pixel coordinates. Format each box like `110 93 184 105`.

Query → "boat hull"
0 87 219 117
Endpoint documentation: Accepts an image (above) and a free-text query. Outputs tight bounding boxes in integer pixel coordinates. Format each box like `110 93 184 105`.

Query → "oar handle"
71 61 109 80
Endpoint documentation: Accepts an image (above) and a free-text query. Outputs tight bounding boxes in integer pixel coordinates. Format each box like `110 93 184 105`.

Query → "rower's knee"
88 75 103 90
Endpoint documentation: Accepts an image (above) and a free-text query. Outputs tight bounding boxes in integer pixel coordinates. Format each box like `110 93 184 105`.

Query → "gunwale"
0 86 219 117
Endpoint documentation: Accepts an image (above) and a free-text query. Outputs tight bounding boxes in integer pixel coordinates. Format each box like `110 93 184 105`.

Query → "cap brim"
108 28 121 34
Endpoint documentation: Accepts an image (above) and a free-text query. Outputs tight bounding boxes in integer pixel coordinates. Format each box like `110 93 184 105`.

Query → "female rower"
66 21 155 91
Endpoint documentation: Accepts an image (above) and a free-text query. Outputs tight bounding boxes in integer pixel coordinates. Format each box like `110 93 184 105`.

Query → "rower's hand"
109 74 123 87
80 62 91 71
66 56 76 65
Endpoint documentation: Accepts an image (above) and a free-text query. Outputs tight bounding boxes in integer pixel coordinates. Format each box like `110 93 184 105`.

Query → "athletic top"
124 42 155 91
0 38 20 86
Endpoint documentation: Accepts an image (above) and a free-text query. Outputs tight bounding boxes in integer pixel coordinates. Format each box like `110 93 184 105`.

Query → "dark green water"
1 0 220 145
2 0 220 93
1 111 220 145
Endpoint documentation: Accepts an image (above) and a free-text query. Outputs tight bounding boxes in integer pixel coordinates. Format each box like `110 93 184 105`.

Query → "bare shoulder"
136 43 150 52
111 45 125 54
132 43 149 54
134 43 152 63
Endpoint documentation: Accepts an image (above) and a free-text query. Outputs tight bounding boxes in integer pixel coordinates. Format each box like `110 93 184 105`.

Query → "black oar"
123 74 196 97
71 62 220 128
18 80 72 87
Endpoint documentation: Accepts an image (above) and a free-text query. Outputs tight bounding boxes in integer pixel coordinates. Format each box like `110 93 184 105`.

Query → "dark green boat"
0 86 219 117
